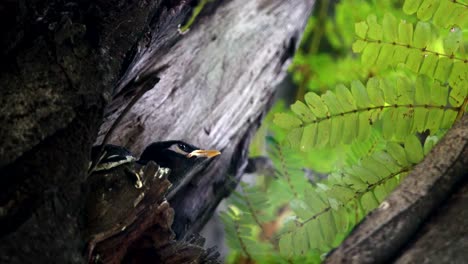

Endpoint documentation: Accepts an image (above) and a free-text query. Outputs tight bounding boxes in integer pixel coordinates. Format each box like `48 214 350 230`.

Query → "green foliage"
290 0 412 93
276 75 461 147
354 13 467 84
223 0 467 263
220 184 274 261
403 0 467 27
275 136 437 255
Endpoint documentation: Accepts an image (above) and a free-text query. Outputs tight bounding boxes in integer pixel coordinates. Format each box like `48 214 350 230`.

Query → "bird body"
139 140 221 188
89 144 136 173
84 141 220 261
88 140 220 188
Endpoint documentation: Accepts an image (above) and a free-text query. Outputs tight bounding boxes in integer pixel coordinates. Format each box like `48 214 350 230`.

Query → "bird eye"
178 143 189 152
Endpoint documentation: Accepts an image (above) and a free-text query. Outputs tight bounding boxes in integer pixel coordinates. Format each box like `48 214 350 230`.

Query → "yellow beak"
187 149 221 158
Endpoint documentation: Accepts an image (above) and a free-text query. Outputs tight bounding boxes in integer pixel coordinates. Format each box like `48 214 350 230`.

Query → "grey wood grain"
97 0 315 237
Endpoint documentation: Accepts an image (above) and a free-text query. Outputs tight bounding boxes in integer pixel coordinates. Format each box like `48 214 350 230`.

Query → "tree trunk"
96 0 315 238
0 0 314 262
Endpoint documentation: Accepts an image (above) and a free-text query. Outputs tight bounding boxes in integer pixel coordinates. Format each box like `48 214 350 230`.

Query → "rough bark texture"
0 0 314 262
326 115 468 264
0 1 195 262
394 178 468 264
97 0 315 238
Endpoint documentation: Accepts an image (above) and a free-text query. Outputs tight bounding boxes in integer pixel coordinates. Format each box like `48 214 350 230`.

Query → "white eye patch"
168 144 190 156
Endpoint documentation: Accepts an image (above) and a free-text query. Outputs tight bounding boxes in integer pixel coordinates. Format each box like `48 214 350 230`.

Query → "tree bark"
395 178 468 263
0 0 314 262
96 0 315 238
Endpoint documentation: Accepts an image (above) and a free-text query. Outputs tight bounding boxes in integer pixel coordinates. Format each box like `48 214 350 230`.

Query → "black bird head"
138 140 221 189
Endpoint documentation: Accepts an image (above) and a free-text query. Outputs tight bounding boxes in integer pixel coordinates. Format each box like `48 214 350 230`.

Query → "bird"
84 140 221 262
88 140 221 188
84 140 221 239
139 140 221 191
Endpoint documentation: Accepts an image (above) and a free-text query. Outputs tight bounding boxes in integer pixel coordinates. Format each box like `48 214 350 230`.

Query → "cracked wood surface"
97 0 315 237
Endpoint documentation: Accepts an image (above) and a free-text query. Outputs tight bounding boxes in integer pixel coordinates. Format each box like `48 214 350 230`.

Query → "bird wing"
89 144 136 173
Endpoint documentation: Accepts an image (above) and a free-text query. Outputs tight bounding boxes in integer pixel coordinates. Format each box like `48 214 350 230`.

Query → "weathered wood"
326 115 468 263
394 179 468 263
97 0 315 237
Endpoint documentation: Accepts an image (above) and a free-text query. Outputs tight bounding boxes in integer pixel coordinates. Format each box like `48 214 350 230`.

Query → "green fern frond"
220 207 253 258
281 135 437 256
277 137 427 256
231 182 271 225
220 205 274 260
403 0 468 28
345 129 386 165
353 12 467 81
274 75 463 148
267 137 311 199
